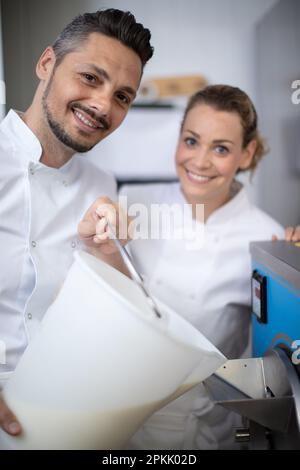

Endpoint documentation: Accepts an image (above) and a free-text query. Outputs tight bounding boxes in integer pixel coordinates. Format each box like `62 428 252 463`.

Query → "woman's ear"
239 140 257 170
36 47 56 81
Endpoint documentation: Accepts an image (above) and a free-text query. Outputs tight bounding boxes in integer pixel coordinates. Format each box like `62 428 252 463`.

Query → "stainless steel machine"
205 241 300 450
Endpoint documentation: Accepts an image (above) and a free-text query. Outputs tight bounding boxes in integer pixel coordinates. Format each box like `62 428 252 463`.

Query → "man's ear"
36 47 56 81
239 140 257 170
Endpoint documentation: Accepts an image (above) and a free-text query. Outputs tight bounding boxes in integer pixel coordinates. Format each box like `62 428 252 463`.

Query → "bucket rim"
73 249 165 325
73 250 225 361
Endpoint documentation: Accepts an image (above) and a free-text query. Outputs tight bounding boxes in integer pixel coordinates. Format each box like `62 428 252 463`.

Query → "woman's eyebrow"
212 139 234 144
185 129 200 138
184 130 234 145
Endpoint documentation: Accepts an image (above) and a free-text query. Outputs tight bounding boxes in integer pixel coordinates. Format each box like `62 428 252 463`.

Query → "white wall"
2 0 278 110
0 1 5 120
2 2 278 118
86 0 278 195
2 0 281 198
89 0 278 98
254 0 300 226
85 0 278 96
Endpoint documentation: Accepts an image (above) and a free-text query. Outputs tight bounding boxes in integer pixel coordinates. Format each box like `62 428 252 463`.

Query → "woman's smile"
185 168 217 185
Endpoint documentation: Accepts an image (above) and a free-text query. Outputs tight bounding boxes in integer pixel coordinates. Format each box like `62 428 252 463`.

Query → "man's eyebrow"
119 86 136 99
79 63 136 98
80 64 110 81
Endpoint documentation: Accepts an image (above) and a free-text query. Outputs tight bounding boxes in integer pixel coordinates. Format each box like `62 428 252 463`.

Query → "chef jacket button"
62 180 68 187
27 313 32 320
71 241 76 248
31 241 37 248
29 167 35 176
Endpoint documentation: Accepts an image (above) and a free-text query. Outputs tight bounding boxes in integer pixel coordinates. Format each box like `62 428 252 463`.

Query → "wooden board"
139 75 208 100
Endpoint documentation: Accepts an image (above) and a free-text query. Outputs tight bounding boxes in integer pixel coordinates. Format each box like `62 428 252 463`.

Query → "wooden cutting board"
139 75 207 100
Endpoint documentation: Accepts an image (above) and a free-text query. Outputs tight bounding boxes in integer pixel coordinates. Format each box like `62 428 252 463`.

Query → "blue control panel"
250 241 300 358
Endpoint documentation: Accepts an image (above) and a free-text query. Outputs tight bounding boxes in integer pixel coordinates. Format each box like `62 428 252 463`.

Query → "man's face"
42 33 142 153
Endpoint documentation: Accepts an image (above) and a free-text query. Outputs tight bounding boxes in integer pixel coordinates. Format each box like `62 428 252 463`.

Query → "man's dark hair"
52 9 154 69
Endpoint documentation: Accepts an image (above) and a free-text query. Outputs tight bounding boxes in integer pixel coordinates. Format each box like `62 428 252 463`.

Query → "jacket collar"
207 180 249 225
1 109 42 167
175 180 249 226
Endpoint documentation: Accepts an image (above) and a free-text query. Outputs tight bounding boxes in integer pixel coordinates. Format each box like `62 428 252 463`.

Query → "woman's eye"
184 137 197 147
215 145 229 155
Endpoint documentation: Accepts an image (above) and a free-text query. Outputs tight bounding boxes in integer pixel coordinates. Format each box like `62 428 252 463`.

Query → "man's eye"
184 137 197 147
82 74 96 83
117 93 130 104
215 145 229 155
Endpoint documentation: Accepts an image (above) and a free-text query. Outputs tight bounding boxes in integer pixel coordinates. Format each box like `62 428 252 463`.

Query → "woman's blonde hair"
181 84 268 172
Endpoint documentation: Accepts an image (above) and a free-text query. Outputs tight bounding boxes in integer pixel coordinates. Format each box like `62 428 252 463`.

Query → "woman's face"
175 104 255 207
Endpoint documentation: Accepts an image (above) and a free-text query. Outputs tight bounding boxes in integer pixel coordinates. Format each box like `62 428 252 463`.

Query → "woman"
120 85 284 450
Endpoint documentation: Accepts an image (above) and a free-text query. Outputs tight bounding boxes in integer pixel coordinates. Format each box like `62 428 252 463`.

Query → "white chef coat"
0 110 117 389
120 182 284 450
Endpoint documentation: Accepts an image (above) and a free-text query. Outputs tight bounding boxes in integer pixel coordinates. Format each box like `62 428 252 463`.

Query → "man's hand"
78 196 131 255
0 395 22 436
272 225 300 242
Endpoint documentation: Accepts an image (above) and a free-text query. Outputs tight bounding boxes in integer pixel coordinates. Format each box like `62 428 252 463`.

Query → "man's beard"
42 78 96 153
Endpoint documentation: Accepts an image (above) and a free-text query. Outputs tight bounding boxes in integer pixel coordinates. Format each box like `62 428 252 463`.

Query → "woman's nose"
193 148 212 168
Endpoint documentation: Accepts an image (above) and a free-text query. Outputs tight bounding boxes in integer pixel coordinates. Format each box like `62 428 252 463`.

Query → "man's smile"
72 107 107 134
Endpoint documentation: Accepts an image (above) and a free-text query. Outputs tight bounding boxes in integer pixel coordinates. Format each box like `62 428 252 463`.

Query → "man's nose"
89 90 112 117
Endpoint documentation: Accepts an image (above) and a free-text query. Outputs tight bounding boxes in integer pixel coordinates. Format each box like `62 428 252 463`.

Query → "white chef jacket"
0 110 117 389
120 182 284 450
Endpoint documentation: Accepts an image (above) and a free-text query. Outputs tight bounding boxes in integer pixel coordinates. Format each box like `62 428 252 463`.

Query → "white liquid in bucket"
1 395 160 450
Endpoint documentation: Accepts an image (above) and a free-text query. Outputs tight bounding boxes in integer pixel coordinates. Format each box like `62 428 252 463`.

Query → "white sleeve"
0 372 13 392
81 160 118 203
102 170 118 201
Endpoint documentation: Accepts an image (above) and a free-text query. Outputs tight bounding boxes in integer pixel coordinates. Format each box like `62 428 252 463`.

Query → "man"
0 9 153 437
